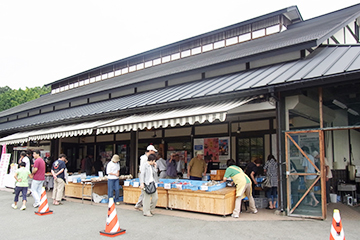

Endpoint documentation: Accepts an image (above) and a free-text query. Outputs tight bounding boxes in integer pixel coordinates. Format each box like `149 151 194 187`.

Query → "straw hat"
197 150 204 155
111 154 120 163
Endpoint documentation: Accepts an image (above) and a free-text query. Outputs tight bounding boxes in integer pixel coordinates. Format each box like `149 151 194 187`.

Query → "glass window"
237 137 264 168
116 144 129 175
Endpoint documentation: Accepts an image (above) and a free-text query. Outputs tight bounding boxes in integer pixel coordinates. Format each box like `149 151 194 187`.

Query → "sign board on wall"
194 137 230 163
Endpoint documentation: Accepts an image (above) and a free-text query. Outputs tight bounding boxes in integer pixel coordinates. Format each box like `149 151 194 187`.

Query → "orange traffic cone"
100 197 126 237
330 209 345 240
35 187 53 216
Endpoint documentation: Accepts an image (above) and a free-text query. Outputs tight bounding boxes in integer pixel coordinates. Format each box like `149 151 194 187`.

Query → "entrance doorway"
285 130 325 219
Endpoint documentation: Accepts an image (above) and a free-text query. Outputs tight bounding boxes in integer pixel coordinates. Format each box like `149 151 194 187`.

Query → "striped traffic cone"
100 197 126 237
35 187 53 216
330 209 345 240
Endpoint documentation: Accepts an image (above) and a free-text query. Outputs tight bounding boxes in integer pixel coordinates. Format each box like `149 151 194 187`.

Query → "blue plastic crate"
206 182 226 192
183 185 199 191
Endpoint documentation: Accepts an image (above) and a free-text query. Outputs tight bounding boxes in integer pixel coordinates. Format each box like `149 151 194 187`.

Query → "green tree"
0 86 51 112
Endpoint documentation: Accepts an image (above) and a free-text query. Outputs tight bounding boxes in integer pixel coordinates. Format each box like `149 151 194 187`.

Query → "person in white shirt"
313 151 333 204
302 147 319 207
19 151 31 172
176 154 185 178
135 145 157 209
106 154 121 205
156 153 167 178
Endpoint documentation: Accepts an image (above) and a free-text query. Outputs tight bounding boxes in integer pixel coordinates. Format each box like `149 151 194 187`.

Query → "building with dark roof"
1 4 360 219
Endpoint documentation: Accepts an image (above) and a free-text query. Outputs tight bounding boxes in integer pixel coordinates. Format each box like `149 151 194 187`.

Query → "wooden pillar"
319 87 326 219
129 130 137 177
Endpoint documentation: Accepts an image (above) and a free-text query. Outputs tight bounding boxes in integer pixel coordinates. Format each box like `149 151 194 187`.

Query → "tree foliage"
0 86 51 112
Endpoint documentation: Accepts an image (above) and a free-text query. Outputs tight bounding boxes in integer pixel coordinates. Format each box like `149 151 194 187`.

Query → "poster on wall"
193 137 230 163
193 139 204 157
218 137 230 161
204 138 219 162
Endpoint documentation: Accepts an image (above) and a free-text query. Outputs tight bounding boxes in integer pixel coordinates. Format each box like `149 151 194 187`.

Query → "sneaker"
252 210 258 214
20 205 26 210
134 204 142 209
231 214 239 218
143 214 153 217
116 202 120 205
33 203 40 208
11 204 17 209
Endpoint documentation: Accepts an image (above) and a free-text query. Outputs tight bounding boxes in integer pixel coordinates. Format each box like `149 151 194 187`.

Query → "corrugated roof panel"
188 76 226 98
249 63 290 88
346 50 360 72
287 47 336 81
305 47 348 78
234 66 278 90
173 81 209 100
156 82 202 103
325 46 360 75
217 71 254 93
149 85 188 104
227 68 269 92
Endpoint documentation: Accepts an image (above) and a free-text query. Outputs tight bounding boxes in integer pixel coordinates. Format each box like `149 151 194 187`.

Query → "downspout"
276 92 285 212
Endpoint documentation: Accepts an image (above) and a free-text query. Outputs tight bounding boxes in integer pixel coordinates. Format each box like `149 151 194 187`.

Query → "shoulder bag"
144 181 156 194
261 177 271 189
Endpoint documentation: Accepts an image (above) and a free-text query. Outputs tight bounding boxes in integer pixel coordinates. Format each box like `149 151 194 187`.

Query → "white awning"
0 98 254 145
97 98 252 134
0 131 35 145
0 120 114 145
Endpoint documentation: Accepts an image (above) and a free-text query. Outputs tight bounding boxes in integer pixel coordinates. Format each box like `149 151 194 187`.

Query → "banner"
0 153 11 188
1 144 6 154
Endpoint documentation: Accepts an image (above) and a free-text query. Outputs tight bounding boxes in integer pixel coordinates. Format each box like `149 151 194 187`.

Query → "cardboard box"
210 169 225 180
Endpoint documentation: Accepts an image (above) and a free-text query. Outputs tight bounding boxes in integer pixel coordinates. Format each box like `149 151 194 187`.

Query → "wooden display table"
123 185 236 216
65 181 108 200
122 186 168 208
167 188 235 216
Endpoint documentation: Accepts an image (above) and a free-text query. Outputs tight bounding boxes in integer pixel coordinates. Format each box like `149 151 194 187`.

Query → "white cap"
312 151 319 157
147 145 158 152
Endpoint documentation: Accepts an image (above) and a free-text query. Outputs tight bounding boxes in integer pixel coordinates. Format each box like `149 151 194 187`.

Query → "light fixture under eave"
152 130 157 138
332 99 347 109
347 108 359 116
236 117 241 134
236 124 241 134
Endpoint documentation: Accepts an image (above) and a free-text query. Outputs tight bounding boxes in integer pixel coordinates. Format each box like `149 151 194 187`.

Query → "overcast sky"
1 1 360 90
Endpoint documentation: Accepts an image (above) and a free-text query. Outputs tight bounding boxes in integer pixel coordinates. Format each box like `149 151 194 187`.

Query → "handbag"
261 177 271 189
144 181 156 194
289 165 299 182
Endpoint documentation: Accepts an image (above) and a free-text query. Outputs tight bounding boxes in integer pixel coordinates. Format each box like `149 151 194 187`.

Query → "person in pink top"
31 150 45 208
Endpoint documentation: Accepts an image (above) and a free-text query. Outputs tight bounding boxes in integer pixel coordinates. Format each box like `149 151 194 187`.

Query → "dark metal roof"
46 6 302 87
1 45 360 133
1 4 360 119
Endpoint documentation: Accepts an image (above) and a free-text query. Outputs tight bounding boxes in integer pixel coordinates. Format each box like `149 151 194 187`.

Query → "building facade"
1 4 360 219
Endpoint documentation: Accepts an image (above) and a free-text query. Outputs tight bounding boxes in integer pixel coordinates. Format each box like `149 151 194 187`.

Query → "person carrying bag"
139 153 158 217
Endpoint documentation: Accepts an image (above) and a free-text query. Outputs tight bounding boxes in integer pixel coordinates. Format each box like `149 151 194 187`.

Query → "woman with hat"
107 154 121 205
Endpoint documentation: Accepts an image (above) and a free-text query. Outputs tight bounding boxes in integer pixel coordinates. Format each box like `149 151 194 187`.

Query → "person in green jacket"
12 162 33 210
221 159 257 218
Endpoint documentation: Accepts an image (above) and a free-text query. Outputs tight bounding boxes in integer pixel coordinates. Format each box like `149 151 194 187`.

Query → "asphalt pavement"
0 188 359 240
